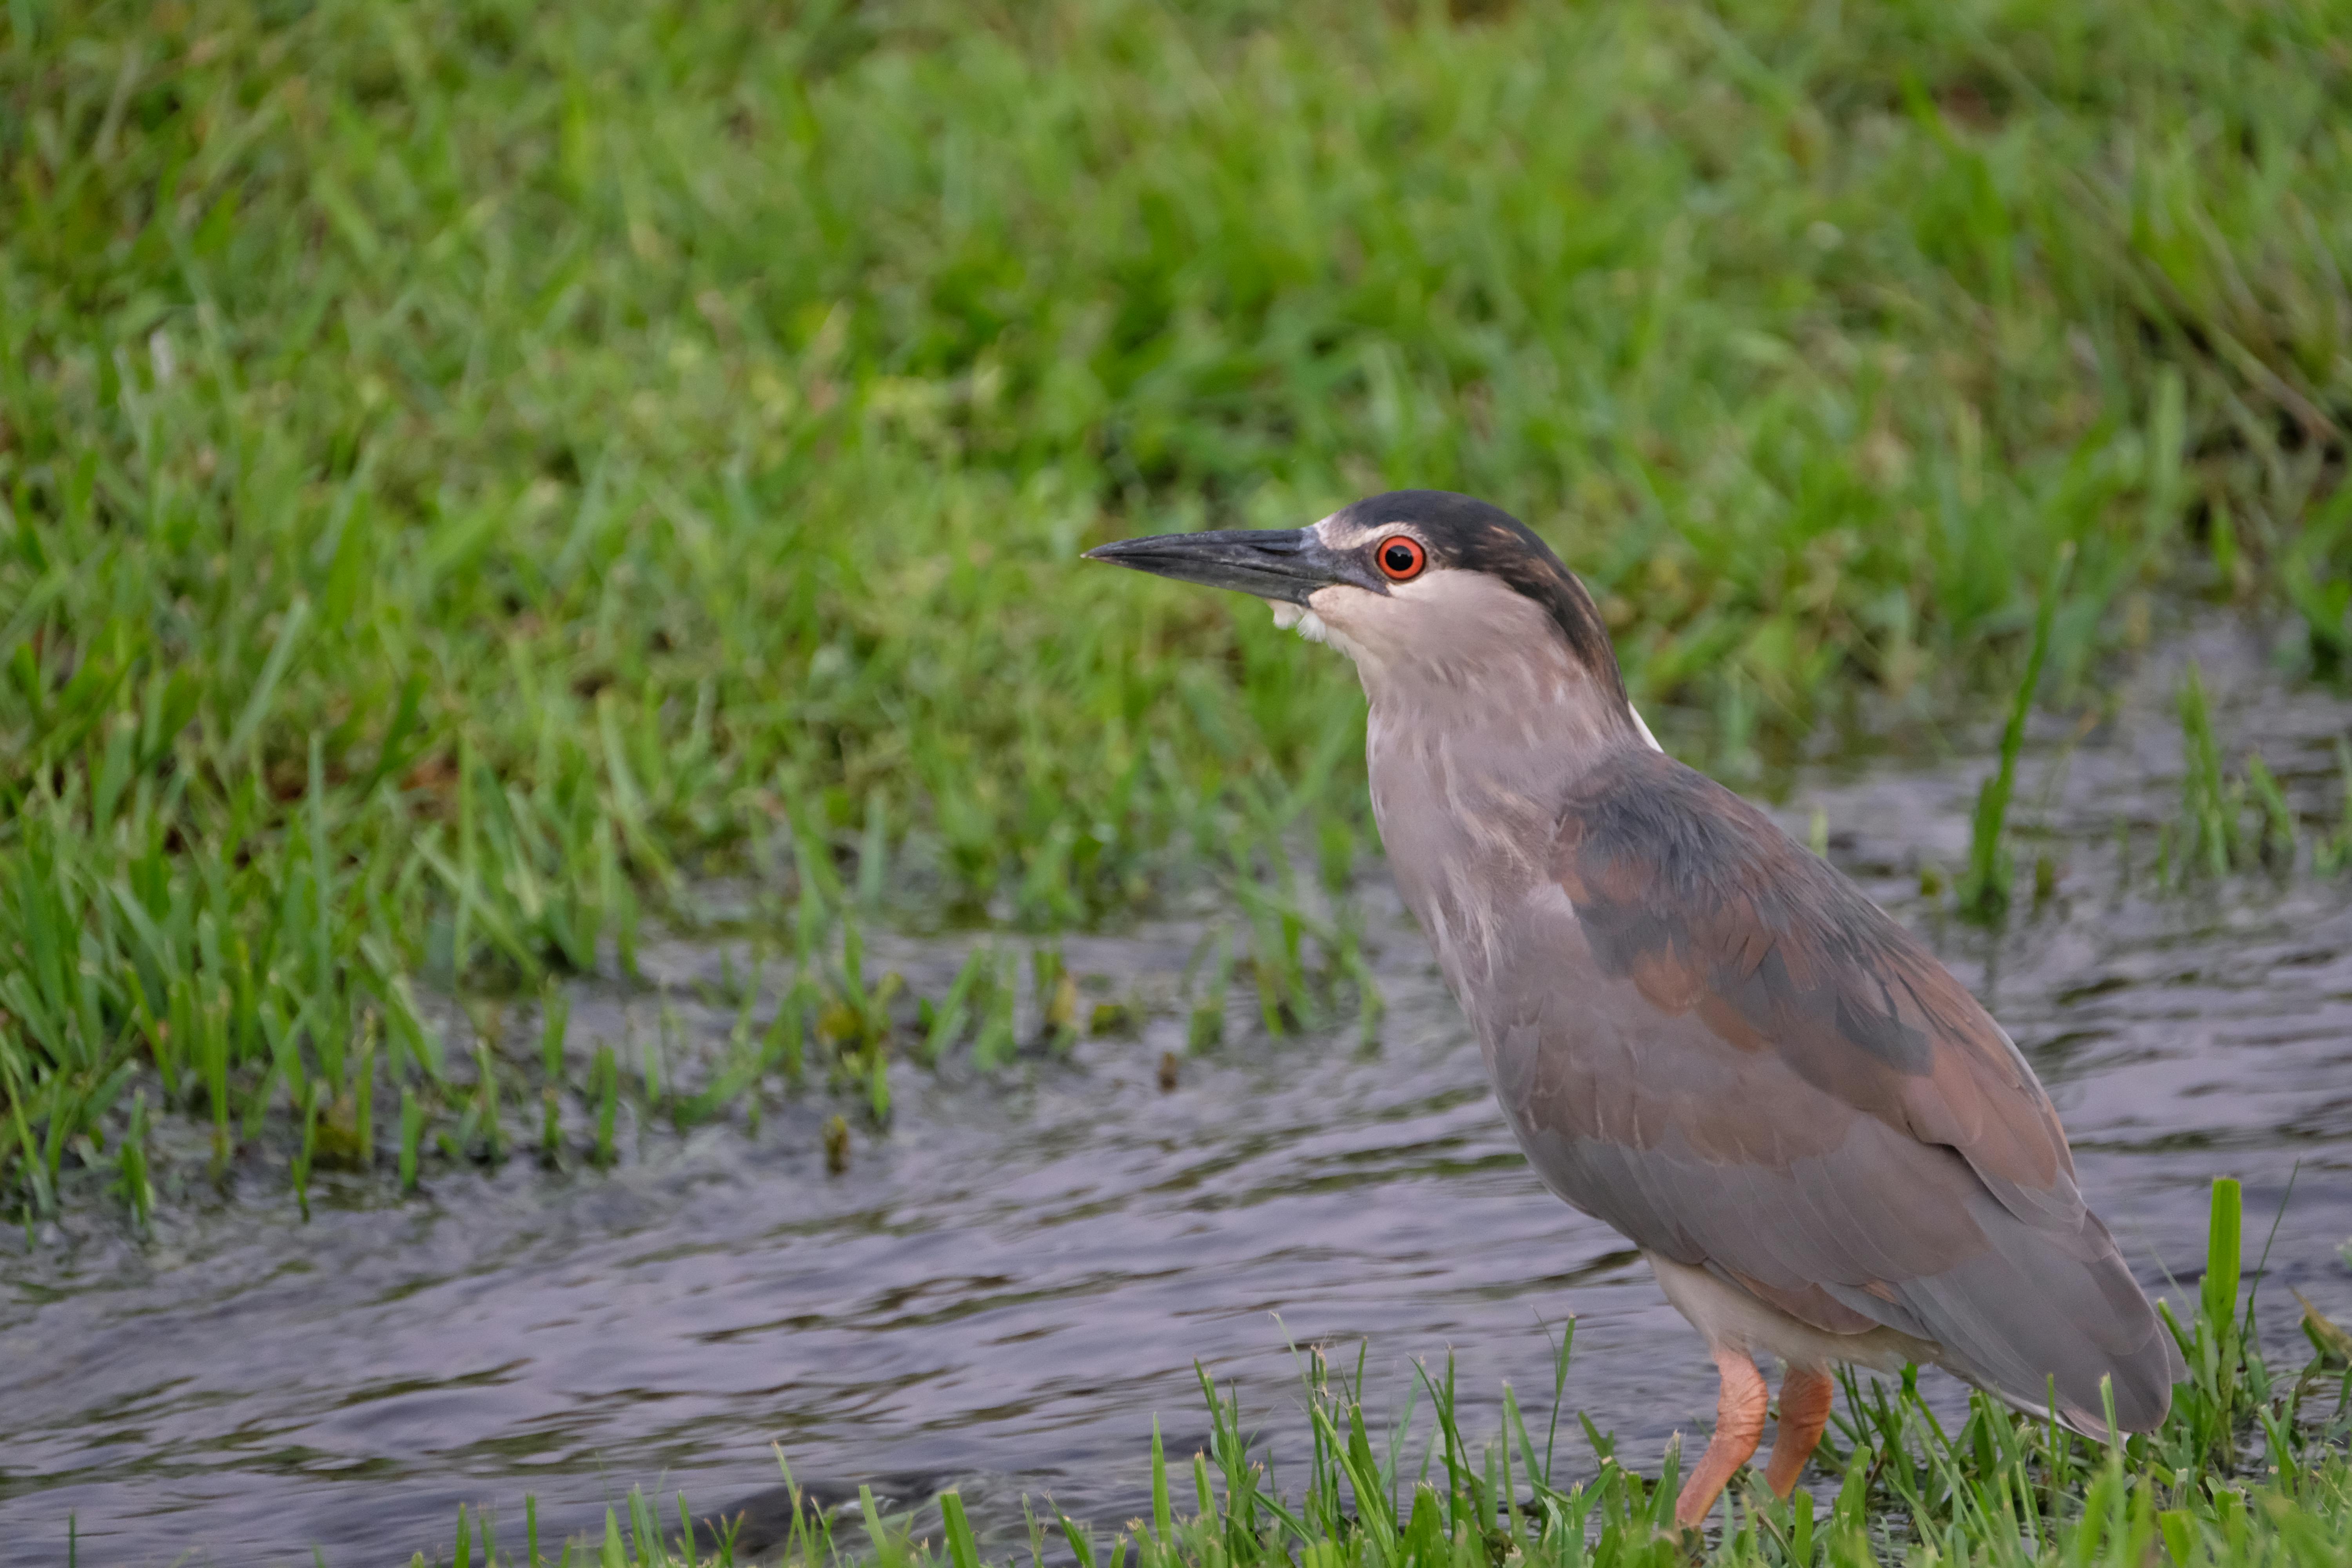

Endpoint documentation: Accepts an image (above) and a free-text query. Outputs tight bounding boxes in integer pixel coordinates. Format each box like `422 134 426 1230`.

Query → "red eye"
1376 536 1425 581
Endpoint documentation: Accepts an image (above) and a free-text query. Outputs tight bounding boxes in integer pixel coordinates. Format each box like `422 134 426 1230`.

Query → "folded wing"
1487 747 2181 1430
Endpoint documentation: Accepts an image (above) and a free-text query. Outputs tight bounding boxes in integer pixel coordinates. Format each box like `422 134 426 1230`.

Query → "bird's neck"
1359 648 1640 992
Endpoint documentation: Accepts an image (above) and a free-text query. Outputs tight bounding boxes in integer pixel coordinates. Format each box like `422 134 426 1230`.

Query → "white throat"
1268 599 1370 662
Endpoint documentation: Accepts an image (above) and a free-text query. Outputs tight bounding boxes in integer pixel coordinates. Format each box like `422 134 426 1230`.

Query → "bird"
1085 491 2182 1529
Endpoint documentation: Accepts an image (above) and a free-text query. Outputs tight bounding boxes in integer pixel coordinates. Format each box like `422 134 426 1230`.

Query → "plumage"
1506 744 2180 1432
1084 489 2183 1529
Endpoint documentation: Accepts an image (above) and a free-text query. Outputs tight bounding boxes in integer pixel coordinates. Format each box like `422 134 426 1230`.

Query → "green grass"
5 0 2352 1212
2142 663 2352 887
1957 652 2352 909
370 1180 2352 1568
1957 546 2068 922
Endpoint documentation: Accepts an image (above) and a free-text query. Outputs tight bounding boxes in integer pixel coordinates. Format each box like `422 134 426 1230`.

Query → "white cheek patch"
1628 703 1663 752
1269 600 1333 645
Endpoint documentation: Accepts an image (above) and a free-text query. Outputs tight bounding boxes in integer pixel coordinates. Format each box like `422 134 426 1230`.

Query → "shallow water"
4 622 2350 1567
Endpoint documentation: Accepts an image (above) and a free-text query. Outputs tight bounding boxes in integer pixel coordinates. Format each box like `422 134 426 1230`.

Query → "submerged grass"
1948 649 2352 913
2146 664 2352 887
5 0 2352 1214
376 1181 2352 1568
1958 546 2069 923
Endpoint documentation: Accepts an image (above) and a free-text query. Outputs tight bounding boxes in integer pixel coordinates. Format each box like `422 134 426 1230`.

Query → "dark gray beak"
1082 527 1378 606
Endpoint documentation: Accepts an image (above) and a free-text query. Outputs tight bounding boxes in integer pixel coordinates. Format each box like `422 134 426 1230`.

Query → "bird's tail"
1880 1195 2185 1435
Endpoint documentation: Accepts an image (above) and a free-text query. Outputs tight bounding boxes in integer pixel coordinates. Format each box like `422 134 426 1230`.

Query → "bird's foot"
1673 1347 1768 1529
1764 1365 1835 1497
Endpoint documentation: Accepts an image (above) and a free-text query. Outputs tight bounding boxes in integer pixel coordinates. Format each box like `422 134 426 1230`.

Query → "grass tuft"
1960 545 2071 924
2151 668 2351 889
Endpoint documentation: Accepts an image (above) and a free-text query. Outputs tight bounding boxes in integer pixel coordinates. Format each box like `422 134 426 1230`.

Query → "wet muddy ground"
4 621 2350 1566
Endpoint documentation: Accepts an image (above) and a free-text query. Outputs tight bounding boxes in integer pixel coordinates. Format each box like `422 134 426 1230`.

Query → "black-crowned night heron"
1086 491 2181 1528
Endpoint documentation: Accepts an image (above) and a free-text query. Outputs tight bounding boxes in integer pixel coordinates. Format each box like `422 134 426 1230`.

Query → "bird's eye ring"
1376 536 1426 581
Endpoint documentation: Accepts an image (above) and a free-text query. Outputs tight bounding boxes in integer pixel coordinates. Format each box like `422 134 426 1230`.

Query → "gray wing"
1490 746 2181 1431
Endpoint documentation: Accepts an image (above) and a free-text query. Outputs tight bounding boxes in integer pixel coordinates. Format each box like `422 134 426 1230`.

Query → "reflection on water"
3 623 2348 1567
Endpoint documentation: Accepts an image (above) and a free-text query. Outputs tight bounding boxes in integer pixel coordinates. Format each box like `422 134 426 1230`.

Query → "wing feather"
1492 747 2181 1430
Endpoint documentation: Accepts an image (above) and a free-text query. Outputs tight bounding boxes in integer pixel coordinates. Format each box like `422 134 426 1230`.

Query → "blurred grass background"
2 0 2349 1207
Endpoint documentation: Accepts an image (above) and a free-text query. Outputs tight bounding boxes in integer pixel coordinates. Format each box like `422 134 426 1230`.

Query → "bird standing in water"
1086 492 2181 1529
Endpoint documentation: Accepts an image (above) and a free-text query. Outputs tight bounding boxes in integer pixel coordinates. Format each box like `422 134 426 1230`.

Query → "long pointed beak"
1082 527 1376 606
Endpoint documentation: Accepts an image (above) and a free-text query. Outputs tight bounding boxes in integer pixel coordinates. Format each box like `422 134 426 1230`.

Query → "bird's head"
1085 490 1633 724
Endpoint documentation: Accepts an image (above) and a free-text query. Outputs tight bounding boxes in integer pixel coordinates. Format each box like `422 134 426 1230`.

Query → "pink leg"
1674 1346 1768 1529
1764 1366 1835 1497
